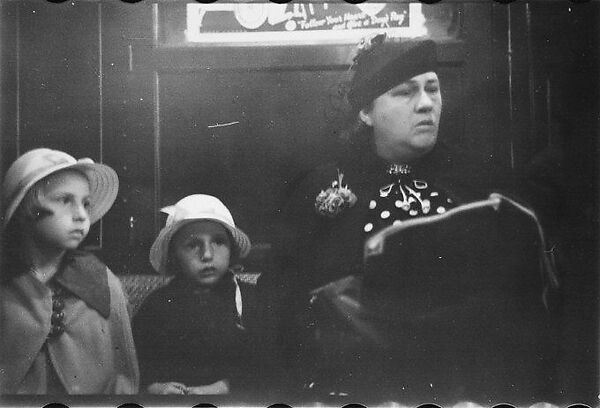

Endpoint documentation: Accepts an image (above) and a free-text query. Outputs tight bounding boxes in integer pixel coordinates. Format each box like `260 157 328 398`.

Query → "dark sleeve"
267 164 340 290
131 288 171 389
258 167 320 332
437 143 522 203
238 282 305 399
258 165 342 394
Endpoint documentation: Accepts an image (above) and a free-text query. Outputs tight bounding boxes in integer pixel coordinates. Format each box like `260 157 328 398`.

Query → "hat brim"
4 161 119 226
149 217 252 274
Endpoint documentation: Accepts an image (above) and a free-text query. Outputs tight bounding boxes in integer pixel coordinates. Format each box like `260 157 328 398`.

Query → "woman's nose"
415 90 434 112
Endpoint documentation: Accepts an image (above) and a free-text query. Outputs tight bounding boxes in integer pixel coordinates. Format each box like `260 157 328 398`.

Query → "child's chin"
64 241 84 250
191 275 220 288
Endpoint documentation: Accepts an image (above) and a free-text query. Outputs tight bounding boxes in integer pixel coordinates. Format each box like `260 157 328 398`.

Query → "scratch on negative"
207 121 240 129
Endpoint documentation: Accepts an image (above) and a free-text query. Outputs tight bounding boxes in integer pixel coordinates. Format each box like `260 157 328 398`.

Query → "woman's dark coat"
274 141 515 291
260 139 558 403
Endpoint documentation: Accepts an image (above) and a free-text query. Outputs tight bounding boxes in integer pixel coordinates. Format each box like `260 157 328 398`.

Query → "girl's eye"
83 200 91 209
426 86 439 94
215 236 231 247
182 238 199 249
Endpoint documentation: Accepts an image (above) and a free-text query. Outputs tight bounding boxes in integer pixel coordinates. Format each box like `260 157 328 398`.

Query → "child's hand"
146 381 189 394
186 379 230 395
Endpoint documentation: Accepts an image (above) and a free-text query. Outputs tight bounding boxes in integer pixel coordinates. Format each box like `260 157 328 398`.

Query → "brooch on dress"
315 170 357 218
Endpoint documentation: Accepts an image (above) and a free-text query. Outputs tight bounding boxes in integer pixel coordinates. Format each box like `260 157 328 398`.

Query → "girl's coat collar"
52 251 110 318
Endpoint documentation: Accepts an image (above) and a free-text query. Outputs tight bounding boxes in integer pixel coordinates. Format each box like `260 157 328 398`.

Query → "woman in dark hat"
261 33 554 403
274 34 514 292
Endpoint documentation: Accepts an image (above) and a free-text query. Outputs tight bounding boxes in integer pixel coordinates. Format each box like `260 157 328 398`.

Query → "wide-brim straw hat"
3 148 119 227
149 194 251 274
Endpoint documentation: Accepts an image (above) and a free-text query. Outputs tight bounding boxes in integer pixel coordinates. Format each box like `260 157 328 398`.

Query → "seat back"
118 271 261 317
118 274 173 317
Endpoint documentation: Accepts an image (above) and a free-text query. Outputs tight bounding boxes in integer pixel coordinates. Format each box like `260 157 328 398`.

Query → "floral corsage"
315 170 357 218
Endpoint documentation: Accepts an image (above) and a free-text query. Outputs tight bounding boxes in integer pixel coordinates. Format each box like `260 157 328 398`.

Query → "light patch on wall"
184 3 428 45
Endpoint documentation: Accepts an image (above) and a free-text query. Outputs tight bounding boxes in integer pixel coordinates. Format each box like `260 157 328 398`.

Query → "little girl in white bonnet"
134 194 276 396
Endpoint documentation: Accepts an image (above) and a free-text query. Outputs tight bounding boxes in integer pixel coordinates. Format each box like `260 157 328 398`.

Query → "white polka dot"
409 210 418 216
395 200 402 208
393 220 402 226
437 206 446 214
447 198 453 203
430 191 439 197
422 200 431 214
381 210 390 219
369 200 377 209
364 223 373 232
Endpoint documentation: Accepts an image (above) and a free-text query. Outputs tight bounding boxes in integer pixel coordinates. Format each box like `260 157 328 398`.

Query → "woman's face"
171 220 232 287
360 71 442 164
30 170 91 253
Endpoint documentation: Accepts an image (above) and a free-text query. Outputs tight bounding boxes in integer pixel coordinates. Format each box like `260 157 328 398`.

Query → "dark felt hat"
348 36 438 112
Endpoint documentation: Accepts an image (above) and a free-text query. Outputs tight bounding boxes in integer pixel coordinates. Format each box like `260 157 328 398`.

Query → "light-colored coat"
0 253 139 394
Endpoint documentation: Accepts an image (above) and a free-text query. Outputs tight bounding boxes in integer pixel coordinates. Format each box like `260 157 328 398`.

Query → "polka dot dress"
363 164 457 234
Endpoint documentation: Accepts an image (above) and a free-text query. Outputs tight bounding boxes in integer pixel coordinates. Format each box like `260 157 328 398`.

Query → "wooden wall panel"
100 2 157 274
527 2 599 402
0 1 18 169
17 2 100 158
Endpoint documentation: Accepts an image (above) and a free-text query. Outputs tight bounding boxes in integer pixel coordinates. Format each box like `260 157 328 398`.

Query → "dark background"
0 0 598 403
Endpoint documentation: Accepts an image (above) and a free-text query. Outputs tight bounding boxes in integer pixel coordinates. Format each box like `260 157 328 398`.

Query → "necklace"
387 163 412 176
30 266 67 340
47 282 66 339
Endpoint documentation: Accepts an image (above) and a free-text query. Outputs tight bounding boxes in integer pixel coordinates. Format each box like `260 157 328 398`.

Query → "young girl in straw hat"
133 194 278 397
0 148 139 394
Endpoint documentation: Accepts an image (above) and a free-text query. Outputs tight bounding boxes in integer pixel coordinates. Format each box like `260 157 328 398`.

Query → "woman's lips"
416 119 435 127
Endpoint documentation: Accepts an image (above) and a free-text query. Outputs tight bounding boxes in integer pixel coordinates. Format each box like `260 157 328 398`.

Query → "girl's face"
31 170 91 253
171 220 232 288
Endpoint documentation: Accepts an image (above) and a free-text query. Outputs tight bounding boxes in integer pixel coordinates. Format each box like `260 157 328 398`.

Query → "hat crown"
151 194 251 273
348 36 437 111
165 194 235 229
3 149 76 200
